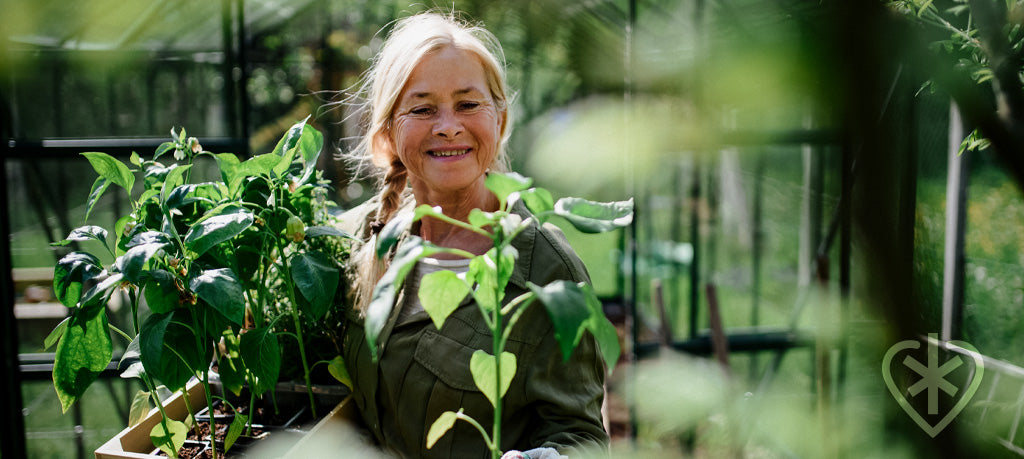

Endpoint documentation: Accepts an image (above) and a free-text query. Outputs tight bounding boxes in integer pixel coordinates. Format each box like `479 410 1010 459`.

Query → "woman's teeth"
430 149 468 157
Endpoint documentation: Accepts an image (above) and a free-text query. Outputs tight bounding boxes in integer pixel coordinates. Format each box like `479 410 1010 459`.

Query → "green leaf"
328 355 352 389
470 350 517 408
150 419 187 457
419 270 469 330
225 414 247 452
52 304 113 412
290 251 339 320
519 187 554 216
53 252 103 308
78 272 124 313
239 327 280 396
116 240 169 284
130 151 143 166
216 330 246 396
43 317 69 351
140 310 205 391
183 204 254 257
467 248 514 313
272 117 310 157
84 177 112 223
128 389 152 426
414 204 443 222
584 286 622 375
427 411 459 449
376 212 414 259
305 225 355 240
365 237 437 360
213 153 245 197
467 208 495 230
159 164 192 206
165 183 216 210
529 281 590 361
144 269 180 314
553 197 634 233
63 225 109 247
82 152 135 194
190 268 245 326
294 122 324 184
485 172 532 208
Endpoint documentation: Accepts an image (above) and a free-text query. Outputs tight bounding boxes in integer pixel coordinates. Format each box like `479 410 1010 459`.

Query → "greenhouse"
3 0 1024 458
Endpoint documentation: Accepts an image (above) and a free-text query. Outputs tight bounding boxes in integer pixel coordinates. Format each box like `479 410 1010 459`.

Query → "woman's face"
389 46 504 198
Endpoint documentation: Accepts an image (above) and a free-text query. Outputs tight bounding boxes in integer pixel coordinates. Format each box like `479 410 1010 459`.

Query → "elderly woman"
337 12 609 458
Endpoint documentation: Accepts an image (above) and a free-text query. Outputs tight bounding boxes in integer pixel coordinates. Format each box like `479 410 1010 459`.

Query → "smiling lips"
428 148 470 158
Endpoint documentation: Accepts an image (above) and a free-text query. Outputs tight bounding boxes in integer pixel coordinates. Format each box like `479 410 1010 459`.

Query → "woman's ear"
370 128 396 168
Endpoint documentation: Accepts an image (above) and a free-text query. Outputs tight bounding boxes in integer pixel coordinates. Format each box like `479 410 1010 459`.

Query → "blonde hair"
347 11 514 311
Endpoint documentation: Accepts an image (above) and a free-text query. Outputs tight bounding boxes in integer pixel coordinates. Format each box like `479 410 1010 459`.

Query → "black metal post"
1 159 29 459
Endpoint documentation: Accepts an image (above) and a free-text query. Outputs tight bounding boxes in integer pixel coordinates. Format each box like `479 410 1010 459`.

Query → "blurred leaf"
419 270 469 329
239 326 280 396
290 251 339 320
470 350 516 408
427 411 458 449
519 187 554 216
128 389 152 427
365 237 437 360
529 280 590 361
328 355 352 389
306 225 354 240
376 212 413 259
468 208 495 230
554 197 634 233
485 172 532 207
582 283 621 373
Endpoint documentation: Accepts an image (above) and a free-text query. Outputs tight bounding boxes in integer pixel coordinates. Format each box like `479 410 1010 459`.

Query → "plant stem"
141 374 179 459
277 240 318 418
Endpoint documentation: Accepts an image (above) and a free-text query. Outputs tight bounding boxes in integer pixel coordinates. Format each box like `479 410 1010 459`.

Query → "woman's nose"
433 108 463 138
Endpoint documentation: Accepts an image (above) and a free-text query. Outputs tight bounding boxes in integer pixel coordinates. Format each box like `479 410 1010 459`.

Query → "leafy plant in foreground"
47 119 353 457
365 172 632 459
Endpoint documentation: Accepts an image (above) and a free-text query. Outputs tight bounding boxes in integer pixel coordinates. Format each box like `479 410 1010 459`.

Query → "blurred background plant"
4 0 1024 458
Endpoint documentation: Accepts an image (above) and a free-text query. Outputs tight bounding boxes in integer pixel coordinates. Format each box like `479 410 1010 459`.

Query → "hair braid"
371 158 408 234
353 158 408 313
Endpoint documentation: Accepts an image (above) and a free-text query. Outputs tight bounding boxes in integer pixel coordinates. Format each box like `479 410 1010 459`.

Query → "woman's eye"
459 102 480 110
410 107 434 115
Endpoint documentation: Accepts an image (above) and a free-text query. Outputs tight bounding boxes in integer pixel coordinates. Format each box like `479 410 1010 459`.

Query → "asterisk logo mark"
904 341 962 415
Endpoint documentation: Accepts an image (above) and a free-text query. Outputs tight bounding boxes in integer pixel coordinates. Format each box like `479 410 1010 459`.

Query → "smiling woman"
335 11 614 459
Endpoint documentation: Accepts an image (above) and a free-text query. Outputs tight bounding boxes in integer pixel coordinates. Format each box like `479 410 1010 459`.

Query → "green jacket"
337 195 609 458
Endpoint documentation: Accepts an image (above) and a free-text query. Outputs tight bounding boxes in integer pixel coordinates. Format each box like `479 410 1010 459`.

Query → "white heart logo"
882 334 984 437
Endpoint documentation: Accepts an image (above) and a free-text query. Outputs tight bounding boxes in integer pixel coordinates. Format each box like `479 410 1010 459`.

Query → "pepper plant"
365 172 631 459
47 119 353 457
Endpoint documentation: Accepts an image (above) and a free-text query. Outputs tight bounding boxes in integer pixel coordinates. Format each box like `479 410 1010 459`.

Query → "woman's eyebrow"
407 87 484 100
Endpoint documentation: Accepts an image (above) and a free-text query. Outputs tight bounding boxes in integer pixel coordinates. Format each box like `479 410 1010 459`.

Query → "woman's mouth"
428 149 470 158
